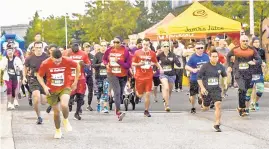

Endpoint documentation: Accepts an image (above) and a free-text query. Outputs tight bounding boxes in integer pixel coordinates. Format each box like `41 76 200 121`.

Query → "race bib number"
239 63 249 70
208 77 219 86
168 57 173 61
100 69 107 76
71 68 76 77
51 73 64 86
8 69 15 75
110 57 120 66
112 67 121 73
252 74 260 81
163 65 172 72
141 60 151 69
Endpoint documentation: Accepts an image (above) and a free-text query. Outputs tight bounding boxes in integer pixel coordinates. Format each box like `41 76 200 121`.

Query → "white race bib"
51 73 64 86
71 60 82 77
141 60 151 69
239 63 249 70
100 69 107 76
252 74 260 81
8 69 15 75
163 65 172 72
112 67 121 73
208 77 219 86
110 57 120 66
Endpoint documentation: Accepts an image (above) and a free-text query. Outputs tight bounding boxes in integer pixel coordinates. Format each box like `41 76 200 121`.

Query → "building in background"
0 24 29 38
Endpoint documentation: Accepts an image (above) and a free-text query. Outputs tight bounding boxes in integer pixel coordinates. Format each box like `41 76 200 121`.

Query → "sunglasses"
196 47 204 50
113 41 120 44
242 40 249 42
163 46 169 48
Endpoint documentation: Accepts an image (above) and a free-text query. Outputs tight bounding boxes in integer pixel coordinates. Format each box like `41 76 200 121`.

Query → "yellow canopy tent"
158 2 241 35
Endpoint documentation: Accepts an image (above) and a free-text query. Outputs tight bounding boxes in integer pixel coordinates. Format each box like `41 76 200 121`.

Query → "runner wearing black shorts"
197 50 227 132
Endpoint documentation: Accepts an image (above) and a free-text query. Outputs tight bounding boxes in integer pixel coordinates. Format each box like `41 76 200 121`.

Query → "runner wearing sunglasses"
185 42 210 114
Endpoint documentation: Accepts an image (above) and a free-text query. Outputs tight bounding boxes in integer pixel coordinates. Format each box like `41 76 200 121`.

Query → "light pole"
65 13 68 49
37 10 44 41
249 0 255 36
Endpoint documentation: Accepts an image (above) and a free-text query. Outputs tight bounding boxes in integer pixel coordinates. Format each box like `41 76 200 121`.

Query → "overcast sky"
0 0 87 26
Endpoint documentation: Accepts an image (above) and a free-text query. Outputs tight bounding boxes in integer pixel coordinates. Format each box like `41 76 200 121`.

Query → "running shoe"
14 99 19 107
7 102 13 110
63 119 72 132
245 109 250 116
116 111 125 121
54 129 62 139
165 106 171 112
154 98 158 103
191 108 196 114
46 106 52 114
103 107 109 113
144 110 151 117
237 108 247 117
255 102 260 111
23 93 26 97
36 117 43 125
97 104 101 112
74 113 81 120
213 125 222 132
249 103 256 111
86 106 93 111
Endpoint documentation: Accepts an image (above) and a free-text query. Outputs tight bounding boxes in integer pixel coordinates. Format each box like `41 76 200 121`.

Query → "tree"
24 11 42 46
148 1 172 25
133 0 152 33
81 0 140 43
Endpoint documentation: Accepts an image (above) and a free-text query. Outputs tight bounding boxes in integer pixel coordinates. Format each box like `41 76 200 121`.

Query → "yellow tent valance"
158 2 241 35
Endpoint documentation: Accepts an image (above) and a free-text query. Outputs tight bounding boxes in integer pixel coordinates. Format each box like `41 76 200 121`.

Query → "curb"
1 86 15 149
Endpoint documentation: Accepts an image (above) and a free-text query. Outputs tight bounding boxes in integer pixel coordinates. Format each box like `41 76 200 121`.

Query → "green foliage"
265 62 269 82
201 0 269 38
82 0 140 42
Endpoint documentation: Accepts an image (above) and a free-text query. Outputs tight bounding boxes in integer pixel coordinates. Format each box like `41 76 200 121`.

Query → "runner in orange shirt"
37 49 80 139
132 38 163 117
68 42 91 120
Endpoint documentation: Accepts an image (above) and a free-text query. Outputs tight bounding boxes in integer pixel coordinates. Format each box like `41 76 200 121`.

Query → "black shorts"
190 81 199 96
28 77 45 95
202 88 222 107
153 77 161 87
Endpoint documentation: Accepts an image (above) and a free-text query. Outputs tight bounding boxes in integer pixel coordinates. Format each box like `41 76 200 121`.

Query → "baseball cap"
83 42 90 48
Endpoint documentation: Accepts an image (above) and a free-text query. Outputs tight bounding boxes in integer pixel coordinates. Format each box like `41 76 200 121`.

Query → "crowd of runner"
0 33 267 138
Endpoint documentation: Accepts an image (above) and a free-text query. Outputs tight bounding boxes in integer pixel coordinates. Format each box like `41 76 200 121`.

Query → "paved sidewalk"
9 110 269 149
1 86 15 149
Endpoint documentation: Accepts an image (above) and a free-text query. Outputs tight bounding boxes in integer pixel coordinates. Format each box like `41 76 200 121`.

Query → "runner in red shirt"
37 49 80 139
68 42 91 120
132 38 163 117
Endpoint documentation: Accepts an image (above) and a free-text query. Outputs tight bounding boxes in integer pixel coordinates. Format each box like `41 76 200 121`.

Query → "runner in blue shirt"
185 42 209 114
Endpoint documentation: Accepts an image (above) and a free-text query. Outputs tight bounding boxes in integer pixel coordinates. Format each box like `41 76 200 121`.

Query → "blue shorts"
250 74 264 87
159 74 176 83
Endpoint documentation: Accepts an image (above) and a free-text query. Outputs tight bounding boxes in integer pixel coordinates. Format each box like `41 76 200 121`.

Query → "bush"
264 62 269 82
